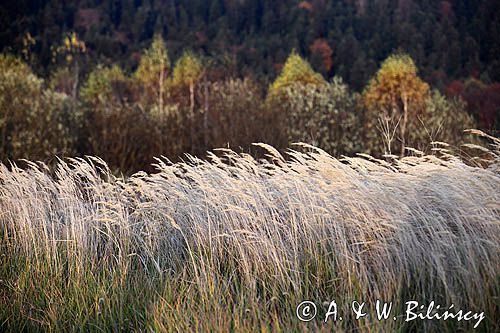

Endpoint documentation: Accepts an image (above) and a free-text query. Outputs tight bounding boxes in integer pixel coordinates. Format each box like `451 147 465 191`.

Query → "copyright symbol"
296 301 317 322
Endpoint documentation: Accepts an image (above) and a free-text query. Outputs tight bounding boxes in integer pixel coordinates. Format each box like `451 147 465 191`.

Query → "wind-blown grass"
0 137 499 332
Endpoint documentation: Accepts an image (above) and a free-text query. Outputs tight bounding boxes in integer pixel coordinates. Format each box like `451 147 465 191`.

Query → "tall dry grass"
0 133 499 332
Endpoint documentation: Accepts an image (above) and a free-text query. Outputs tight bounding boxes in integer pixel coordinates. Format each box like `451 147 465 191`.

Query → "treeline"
2 0 500 90
1 34 485 173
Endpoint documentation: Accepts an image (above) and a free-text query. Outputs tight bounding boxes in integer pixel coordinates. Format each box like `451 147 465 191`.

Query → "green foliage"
172 51 204 88
49 67 77 95
0 53 32 76
135 34 170 87
0 54 74 161
279 77 361 155
80 65 128 108
413 90 476 148
134 34 170 112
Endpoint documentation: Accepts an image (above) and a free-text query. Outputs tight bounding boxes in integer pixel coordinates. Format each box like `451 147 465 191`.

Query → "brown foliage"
75 9 101 30
297 1 313 11
445 78 500 130
310 38 333 73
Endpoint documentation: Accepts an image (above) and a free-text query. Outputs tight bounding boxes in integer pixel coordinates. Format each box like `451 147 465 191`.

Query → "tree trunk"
400 96 408 157
72 61 79 113
190 82 195 152
203 79 209 148
158 60 164 113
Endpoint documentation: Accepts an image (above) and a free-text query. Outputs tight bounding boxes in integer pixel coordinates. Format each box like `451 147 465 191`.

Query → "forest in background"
0 0 499 173
2 0 500 88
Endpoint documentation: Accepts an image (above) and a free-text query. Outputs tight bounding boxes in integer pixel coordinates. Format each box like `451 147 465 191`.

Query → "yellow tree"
265 50 326 147
135 34 170 112
50 32 86 108
21 32 36 65
267 50 325 102
172 51 204 115
363 54 429 156
172 51 204 150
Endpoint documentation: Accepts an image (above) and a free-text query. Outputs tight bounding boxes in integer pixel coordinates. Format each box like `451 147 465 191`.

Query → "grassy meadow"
1 2 500 332
0 134 499 332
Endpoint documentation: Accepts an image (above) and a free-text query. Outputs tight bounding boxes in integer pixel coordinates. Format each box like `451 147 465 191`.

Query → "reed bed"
0 136 499 332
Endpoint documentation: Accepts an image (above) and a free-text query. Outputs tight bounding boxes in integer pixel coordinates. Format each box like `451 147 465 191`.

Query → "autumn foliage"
363 54 430 155
0 34 490 172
